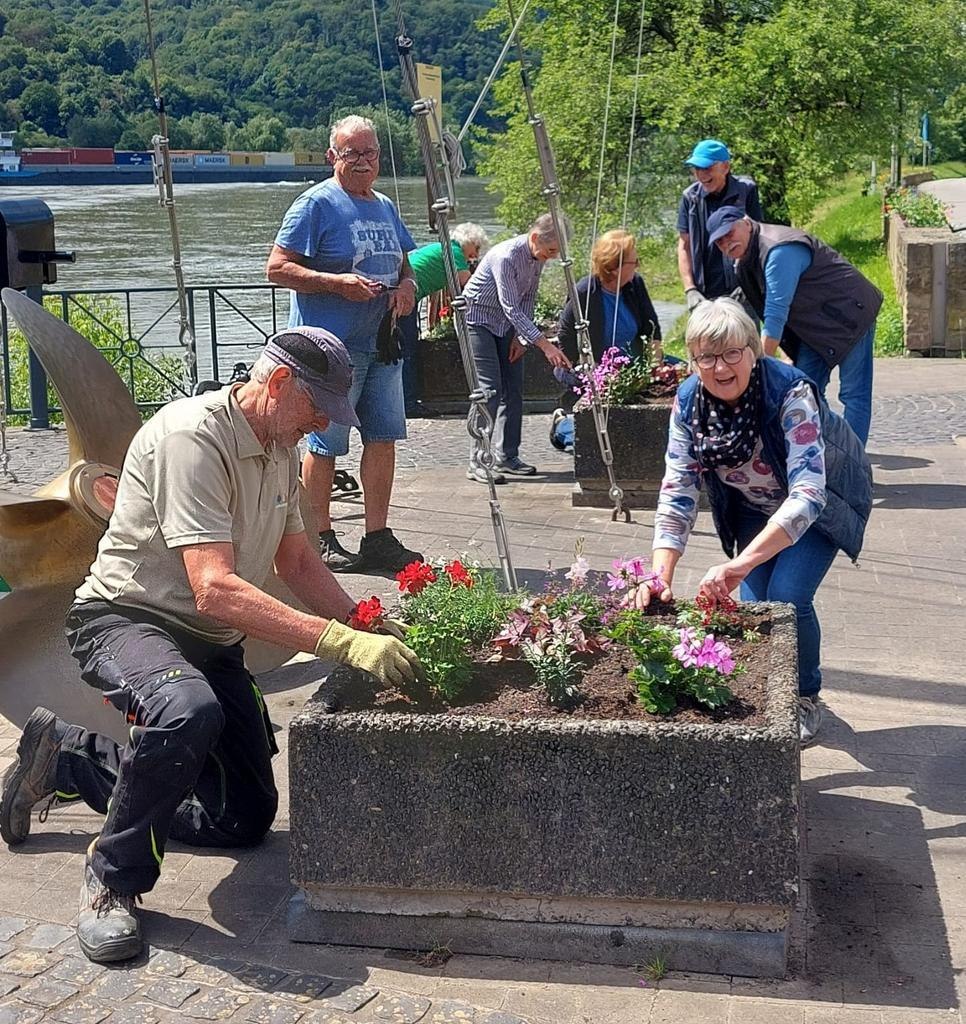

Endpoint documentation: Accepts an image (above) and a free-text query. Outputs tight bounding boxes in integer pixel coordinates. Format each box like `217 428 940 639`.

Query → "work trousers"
59 601 279 896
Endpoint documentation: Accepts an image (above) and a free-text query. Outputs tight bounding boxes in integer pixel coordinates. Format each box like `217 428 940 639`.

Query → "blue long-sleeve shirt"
762 242 812 339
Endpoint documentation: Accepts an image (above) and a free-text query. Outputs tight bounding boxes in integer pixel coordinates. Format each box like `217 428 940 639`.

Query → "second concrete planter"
573 400 674 509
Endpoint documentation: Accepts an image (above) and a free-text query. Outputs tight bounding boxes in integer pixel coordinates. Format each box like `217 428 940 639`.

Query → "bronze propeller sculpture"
0 289 303 742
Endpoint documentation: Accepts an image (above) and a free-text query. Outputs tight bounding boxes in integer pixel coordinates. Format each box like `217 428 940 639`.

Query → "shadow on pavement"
873 481 966 509
869 452 935 471
796 705 962 1009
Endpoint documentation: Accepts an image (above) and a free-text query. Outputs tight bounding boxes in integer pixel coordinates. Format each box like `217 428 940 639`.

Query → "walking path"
2 357 965 1023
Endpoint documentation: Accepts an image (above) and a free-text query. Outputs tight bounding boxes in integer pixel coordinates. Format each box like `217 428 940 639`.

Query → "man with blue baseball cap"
706 207 880 445
677 138 763 312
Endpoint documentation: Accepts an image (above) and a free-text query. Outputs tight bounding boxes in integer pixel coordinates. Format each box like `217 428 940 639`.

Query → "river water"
2 176 682 380
1 177 505 290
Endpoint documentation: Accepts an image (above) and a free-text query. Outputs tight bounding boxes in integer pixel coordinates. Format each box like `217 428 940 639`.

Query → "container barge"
0 144 332 186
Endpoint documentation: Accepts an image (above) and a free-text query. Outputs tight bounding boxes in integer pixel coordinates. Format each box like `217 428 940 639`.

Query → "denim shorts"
306 347 407 457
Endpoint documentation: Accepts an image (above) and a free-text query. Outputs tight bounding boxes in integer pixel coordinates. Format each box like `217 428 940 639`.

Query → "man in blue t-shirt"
266 114 424 574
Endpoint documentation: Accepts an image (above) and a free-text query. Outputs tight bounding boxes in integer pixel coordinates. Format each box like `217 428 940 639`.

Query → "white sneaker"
799 696 823 746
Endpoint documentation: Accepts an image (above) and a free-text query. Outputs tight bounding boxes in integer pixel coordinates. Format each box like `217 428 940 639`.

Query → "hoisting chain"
143 0 198 393
390 1 518 590
506 0 628 522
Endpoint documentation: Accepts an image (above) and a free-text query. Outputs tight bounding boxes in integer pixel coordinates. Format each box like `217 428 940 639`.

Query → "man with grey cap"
706 207 879 445
0 326 423 965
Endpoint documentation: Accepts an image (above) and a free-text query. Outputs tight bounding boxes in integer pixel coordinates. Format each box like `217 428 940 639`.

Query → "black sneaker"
77 846 142 963
496 456 537 476
1 707 65 846
319 529 358 572
352 528 424 575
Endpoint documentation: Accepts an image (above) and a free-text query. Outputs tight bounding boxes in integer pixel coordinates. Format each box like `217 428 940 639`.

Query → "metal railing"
1 283 290 425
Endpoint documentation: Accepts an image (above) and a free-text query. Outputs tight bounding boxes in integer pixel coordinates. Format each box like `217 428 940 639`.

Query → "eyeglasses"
693 347 747 370
336 147 380 165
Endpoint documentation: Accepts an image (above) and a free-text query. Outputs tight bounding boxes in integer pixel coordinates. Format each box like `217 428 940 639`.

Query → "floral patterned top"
653 379 827 553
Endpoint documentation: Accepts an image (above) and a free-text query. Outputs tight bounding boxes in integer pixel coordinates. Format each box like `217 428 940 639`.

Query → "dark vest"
736 223 882 368
676 359 872 562
682 174 761 296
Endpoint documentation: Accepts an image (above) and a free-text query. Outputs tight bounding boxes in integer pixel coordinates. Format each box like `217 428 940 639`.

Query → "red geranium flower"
439 305 451 319
349 596 386 631
396 561 437 596
444 559 474 588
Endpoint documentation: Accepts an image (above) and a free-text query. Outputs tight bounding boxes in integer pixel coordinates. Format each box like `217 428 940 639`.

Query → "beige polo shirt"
76 386 304 644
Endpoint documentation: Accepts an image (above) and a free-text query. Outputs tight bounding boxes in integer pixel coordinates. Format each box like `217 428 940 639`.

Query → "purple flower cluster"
574 346 630 407
672 628 736 675
606 557 667 596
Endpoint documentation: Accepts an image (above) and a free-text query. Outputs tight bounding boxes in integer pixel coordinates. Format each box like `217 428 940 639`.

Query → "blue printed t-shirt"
275 178 416 353
599 289 639 355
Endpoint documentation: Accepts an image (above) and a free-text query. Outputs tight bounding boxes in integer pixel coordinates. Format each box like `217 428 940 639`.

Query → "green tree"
66 112 123 147
227 113 287 151
479 0 964 226
19 81 63 137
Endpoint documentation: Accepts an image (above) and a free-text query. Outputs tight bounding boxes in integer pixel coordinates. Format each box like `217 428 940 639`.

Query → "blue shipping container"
195 153 230 167
114 151 154 166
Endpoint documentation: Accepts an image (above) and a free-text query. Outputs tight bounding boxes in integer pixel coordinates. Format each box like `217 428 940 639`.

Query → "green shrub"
3 295 186 424
885 188 949 228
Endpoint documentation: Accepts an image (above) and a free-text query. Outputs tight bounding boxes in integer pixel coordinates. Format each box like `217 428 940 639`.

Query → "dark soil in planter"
337 610 773 726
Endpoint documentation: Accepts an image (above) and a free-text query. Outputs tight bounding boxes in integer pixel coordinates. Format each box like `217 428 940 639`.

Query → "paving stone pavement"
2 357 966 1022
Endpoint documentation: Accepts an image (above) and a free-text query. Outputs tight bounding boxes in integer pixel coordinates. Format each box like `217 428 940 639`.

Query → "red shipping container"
21 149 71 165
69 147 115 165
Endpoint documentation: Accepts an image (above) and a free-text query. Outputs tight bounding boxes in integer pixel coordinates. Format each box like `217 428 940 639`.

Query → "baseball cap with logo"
263 326 360 427
685 139 731 168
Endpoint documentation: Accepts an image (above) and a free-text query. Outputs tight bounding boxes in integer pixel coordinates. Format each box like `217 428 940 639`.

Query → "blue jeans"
735 507 839 698
795 324 875 446
306 347 407 457
398 308 421 413
467 324 524 464
552 414 574 450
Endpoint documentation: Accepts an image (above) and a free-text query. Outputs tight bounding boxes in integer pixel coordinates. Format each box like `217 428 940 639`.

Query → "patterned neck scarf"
692 361 762 469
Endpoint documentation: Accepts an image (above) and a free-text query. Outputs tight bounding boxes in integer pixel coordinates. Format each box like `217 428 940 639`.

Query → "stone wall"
887 215 966 355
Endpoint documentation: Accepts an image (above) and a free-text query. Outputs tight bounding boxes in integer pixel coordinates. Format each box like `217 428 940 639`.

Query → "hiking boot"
352 528 423 575
319 529 358 573
549 408 569 452
77 847 143 963
799 696 824 747
496 456 537 476
1 707 65 846
466 464 506 485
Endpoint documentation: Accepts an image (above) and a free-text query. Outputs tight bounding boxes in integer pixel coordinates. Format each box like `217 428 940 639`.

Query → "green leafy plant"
522 634 582 708
4 295 184 424
604 610 736 715
884 187 949 228
397 561 517 700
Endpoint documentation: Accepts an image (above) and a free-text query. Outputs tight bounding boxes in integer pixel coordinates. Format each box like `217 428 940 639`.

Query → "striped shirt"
462 234 544 344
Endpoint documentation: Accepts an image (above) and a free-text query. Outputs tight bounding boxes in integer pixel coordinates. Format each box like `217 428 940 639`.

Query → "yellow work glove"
314 619 423 688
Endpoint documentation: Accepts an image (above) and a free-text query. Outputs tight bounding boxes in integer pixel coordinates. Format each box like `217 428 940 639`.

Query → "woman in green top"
401 223 490 416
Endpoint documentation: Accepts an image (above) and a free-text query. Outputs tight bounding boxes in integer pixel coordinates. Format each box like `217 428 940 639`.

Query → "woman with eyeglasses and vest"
628 298 872 746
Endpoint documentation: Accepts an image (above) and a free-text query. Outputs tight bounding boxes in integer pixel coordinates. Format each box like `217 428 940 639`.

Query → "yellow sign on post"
416 63 443 144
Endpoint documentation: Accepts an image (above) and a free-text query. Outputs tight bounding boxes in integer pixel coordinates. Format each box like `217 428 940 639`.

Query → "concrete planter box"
288 604 801 977
419 333 560 413
573 401 674 509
